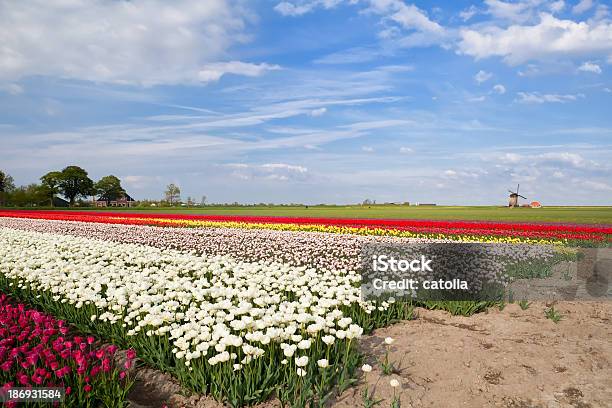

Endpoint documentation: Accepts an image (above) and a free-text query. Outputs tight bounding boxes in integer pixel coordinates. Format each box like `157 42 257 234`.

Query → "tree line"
0 166 126 207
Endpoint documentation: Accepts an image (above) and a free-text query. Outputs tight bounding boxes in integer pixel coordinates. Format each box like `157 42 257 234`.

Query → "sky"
1 0 612 205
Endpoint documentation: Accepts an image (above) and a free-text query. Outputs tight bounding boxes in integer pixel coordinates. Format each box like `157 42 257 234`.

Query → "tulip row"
0 294 134 408
8 210 611 235
1 210 610 243
0 227 413 406
0 216 447 273
0 217 554 304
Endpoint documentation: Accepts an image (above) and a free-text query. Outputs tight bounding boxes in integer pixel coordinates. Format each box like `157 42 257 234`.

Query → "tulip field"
0 210 610 406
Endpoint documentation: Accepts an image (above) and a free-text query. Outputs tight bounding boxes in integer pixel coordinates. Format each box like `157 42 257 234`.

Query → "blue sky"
1 0 611 205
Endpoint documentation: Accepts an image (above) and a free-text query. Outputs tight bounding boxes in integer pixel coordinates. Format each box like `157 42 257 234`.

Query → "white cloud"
362 0 448 47
549 1 565 13
224 162 308 182
581 180 612 191
478 0 563 22
261 163 308 173
0 1 277 86
494 151 600 170
468 95 487 102
516 91 584 103
474 70 493 83
536 152 587 167
274 1 314 16
314 47 381 64
0 83 23 95
578 61 602 74
572 0 593 14
460 5 479 21
274 0 343 16
458 13 612 65
498 152 522 163
594 4 610 20
362 146 374 152
276 1 447 48
493 84 507 94
122 175 162 189
341 119 413 131
484 0 537 22
310 107 327 116
387 3 445 35
224 163 250 169
399 146 414 153
197 62 281 83
517 64 540 77
441 169 483 180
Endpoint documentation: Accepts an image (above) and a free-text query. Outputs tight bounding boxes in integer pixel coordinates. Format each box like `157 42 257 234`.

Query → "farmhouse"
95 193 136 208
52 197 70 207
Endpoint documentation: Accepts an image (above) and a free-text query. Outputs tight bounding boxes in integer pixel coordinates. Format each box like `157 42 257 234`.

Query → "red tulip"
1 209 609 241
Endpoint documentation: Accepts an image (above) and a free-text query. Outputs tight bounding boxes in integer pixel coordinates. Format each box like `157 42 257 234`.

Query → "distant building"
52 197 70 207
95 193 136 208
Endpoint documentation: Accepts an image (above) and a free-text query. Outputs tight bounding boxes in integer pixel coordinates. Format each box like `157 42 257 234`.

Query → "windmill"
508 184 526 207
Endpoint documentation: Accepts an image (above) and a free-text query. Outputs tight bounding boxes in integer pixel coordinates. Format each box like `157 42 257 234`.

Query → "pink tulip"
17 372 29 386
126 349 136 360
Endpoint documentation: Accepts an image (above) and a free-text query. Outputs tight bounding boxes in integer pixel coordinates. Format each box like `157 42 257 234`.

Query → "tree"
95 175 125 202
201 195 207 206
40 171 62 207
0 170 15 206
9 184 48 207
164 184 181 205
57 166 94 206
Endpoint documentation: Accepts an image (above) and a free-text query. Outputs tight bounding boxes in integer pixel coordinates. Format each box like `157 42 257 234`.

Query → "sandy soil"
333 302 611 408
128 301 612 408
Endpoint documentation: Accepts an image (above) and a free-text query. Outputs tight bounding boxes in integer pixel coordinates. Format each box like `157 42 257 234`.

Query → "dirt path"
129 301 612 408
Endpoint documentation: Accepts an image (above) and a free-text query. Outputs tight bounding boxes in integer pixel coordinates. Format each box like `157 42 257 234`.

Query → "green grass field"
52 205 612 224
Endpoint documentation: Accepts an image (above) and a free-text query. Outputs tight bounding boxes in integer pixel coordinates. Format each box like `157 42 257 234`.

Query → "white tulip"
295 356 309 367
